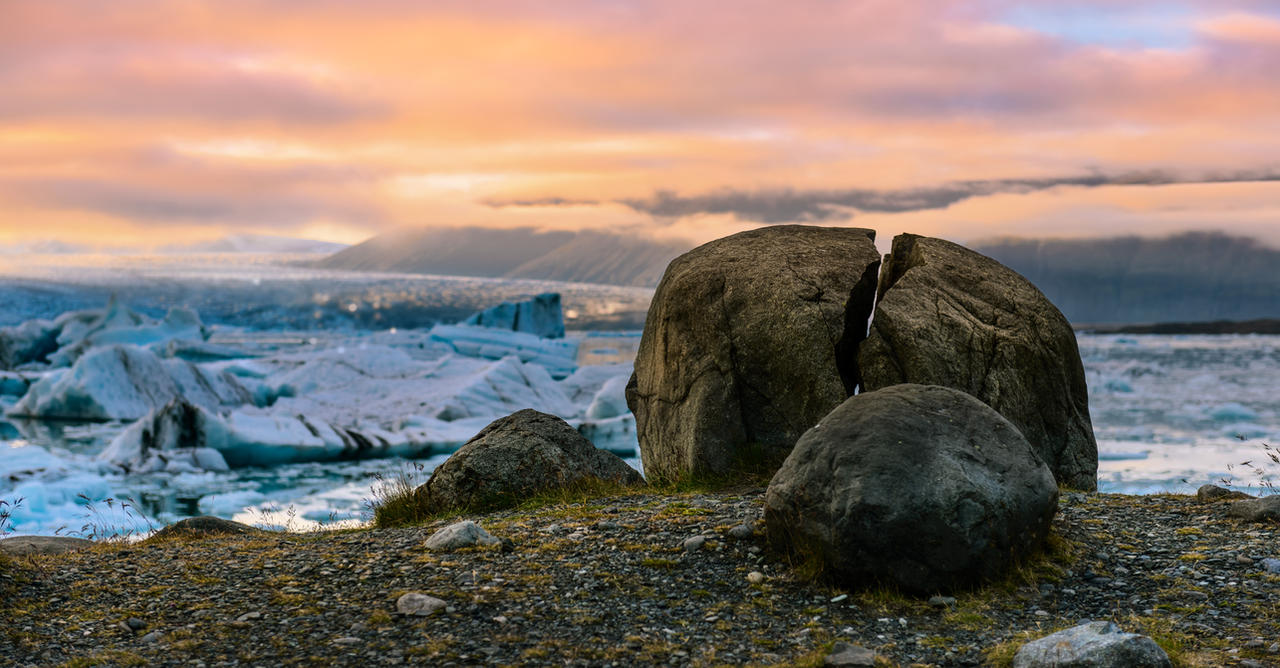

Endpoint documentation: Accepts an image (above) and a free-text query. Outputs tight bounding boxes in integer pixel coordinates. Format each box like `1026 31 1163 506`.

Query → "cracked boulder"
765 384 1059 593
626 225 881 484
859 234 1098 490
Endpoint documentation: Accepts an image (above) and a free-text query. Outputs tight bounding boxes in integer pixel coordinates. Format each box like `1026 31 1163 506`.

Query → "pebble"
927 596 957 609
125 618 147 632
682 535 706 552
1260 558 1280 574
235 612 262 623
331 637 361 645
824 641 878 666
395 592 447 617
746 571 765 585
728 523 755 539
424 520 501 551
139 631 163 643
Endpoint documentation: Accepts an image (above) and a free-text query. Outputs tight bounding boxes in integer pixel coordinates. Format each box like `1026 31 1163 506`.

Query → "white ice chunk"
427 324 579 379
585 374 630 420
8 344 250 421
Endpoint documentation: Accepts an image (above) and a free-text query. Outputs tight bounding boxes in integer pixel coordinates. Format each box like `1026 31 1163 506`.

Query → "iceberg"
462 292 566 339
98 399 479 471
8 344 252 421
0 318 59 369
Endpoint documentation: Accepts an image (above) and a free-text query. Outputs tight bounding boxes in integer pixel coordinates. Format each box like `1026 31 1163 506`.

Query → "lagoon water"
1 254 1277 537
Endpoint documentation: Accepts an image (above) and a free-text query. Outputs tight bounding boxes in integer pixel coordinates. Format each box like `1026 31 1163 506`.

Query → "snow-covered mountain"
311 227 691 287
163 234 348 254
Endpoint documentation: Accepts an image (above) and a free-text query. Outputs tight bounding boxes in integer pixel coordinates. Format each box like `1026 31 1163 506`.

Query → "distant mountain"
164 234 348 254
972 231 1280 324
0 240 96 255
312 227 691 287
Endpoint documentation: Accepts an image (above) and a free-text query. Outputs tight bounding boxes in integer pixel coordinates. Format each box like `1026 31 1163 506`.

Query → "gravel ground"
2 490 1278 667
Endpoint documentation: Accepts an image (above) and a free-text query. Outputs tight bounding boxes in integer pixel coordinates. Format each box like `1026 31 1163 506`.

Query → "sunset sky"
2 0 1279 250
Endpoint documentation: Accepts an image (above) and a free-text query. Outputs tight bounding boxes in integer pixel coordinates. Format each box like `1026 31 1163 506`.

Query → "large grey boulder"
415 409 644 512
1013 621 1172 667
765 384 1058 593
859 234 1098 490
627 225 881 484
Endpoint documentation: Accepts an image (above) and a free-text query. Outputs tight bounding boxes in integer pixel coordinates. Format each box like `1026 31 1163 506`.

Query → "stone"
463 292 566 339
859 234 1098 490
125 617 147 631
728 523 755 540
415 409 643 513
682 535 706 552
149 516 259 541
236 611 262 622
1260 558 1280 575
423 520 502 551
928 596 957 609
1013 621 1172 668
765 384 1058 593
0 535 94 556
396 592 447 617
627 225 881 484
1226 496 1280 523
140 631 163 643
747 571 765 585
825 641 878 666
1195 484 1254 502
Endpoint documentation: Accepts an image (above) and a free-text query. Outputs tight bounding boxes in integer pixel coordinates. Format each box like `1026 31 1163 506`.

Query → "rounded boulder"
416 409 644 512
764 384 1058 593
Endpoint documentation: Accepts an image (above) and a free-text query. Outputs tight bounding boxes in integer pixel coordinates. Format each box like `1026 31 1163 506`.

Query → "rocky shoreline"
3 489 1278 667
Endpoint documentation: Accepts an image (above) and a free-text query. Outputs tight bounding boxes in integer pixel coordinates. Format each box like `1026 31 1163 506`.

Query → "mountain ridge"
312 227 690 287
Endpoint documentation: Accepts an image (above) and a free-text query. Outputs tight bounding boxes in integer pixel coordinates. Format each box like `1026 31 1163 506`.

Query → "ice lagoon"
1 253 1277 537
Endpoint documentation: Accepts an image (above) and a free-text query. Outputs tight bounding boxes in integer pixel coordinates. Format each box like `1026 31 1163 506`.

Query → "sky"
1 0 1279 250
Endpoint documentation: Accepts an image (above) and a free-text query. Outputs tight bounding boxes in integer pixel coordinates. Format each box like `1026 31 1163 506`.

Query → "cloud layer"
2 1 1279 247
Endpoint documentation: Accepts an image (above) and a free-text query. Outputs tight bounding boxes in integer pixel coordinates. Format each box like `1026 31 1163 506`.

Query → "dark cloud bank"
487 169 1280 223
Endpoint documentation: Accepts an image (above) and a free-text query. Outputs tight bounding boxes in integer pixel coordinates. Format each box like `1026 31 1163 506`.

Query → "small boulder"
396 592 447 616
415 409 643 512
859 234 1098 490
0 535 95 556
765 384 1058 593
149 516 259 541
1013 621 1172 668
825 642 879 666
423 520 501 551
1195 484 1254 502
628 225 882 484
1226 496 1280 523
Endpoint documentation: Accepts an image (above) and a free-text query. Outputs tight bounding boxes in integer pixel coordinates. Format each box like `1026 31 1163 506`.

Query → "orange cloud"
1 1 1279 249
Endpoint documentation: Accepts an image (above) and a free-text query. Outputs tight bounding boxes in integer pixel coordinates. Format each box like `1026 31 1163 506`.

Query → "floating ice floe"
7 344 252 421
97 398 493 471
428 325 579 379
1208 402 1259 422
